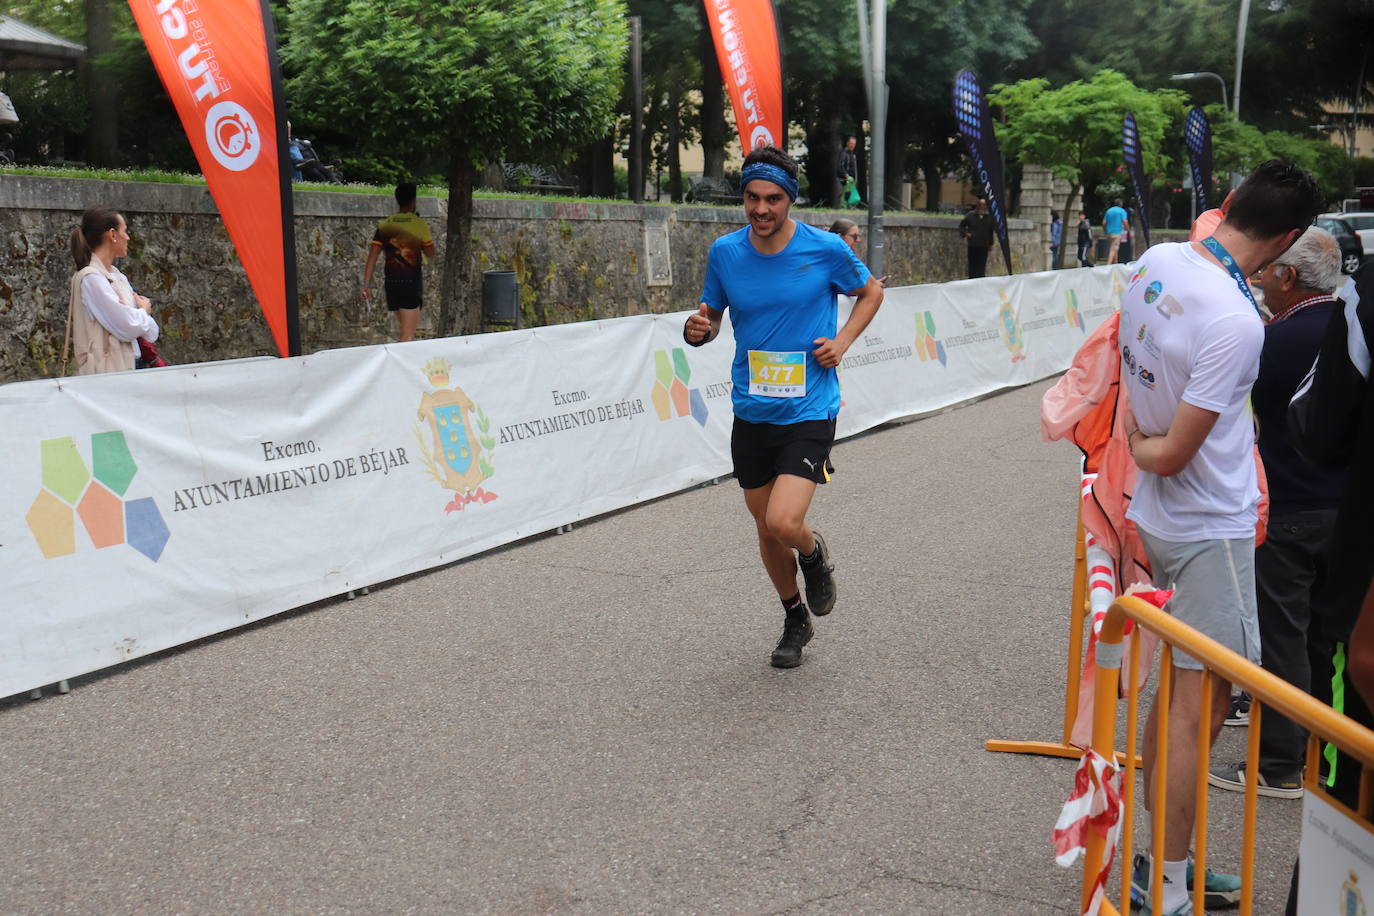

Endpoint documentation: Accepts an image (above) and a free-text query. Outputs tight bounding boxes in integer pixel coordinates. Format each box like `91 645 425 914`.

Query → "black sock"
781 593 807 617
798 540 821 567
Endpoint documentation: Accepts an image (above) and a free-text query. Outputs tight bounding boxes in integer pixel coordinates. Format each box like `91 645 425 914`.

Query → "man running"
684 146 883 668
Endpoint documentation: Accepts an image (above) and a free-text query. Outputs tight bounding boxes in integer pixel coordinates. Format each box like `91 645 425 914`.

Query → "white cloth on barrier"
0 265 1128 697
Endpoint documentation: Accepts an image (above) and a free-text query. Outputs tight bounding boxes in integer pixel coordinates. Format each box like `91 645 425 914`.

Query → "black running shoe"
770 612 814 668
800 531 836 616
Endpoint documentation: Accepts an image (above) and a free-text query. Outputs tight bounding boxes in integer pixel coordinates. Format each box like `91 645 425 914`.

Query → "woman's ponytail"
71 205 122 269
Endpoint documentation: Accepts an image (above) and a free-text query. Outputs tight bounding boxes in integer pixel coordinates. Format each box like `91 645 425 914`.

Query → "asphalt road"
1 379 1303 914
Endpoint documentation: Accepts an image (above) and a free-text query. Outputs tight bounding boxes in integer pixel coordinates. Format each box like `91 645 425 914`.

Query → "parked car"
1335 211 1374 257
1316 214 1367 275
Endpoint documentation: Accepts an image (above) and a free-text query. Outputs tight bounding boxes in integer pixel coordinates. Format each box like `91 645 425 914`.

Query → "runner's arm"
1125 401 1219 477
813 274 883 369
685 303 722 345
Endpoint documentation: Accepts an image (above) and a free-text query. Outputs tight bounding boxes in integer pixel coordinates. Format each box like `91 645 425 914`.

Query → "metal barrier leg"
1193 670 1214 916
987 506 1093 762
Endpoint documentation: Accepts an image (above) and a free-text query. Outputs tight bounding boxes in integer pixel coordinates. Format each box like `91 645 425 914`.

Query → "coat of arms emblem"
415 358 497 513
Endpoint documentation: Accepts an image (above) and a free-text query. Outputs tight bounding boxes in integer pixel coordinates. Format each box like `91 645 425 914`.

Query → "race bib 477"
748 350 806 398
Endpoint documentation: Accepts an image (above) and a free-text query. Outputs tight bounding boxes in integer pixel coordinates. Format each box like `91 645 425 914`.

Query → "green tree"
1208 106 1353 206
285 0 628 335
990 69 1187 266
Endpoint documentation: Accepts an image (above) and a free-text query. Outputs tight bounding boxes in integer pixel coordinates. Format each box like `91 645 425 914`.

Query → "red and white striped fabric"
1053 748 1123 916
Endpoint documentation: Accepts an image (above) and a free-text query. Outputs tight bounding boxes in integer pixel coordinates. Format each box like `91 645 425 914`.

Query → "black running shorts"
730 417 836 490
384 279 422 311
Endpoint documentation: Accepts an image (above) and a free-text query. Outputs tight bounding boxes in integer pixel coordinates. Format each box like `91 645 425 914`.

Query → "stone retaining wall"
0 176 1040 383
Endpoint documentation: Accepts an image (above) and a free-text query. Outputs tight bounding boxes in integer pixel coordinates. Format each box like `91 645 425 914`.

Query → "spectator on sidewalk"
837 136 860 207
1050 211 1063 269
65 205 159 376
1120 159 1322 916
362 183 437 343
1076 211 1093 267
1281 256 1374 916
959 198 994 279
1103 199 1130 264
1205 226 1344 801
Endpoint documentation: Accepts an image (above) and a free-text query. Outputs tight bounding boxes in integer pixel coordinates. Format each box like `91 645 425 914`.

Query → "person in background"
1077 211 1093 267
287 121 305 182
362 182 437 343
1281 257 1374 915
827 218 886 286
958 198 994 279
1121 160 1322 916
66 205 159 375
1103 198 1130 264
1205 227 1344 802
837 136 860 207
1049 211 1063 269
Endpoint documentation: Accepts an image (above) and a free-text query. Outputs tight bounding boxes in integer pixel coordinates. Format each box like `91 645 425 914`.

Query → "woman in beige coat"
66 205 159 375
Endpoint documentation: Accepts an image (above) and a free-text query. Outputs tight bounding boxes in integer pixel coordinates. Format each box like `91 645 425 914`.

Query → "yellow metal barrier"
987 504 1140 767
1080 595 1374 915
986 504 1094 762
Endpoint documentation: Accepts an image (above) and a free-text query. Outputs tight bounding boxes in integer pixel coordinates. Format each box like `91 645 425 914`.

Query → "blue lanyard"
1199 236 1262 318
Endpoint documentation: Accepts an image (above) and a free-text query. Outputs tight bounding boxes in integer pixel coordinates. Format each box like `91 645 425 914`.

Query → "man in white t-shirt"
1120 159 1323 916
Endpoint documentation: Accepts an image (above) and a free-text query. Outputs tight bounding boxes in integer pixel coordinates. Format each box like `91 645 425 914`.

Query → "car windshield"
1318 218 1356 240
1343 214 1374 230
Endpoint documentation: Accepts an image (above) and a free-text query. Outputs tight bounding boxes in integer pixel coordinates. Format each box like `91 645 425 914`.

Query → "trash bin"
482 270 519 327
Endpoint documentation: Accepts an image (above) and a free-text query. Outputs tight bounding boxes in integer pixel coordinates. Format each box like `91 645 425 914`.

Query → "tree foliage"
992 70 1186 188
991 70 1186 263
284 0 628 334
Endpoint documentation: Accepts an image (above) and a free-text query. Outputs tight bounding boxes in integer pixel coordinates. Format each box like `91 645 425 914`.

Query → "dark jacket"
1256 299 1346 515
837 148 857 181
1289 262 1374 641
959 210 994 247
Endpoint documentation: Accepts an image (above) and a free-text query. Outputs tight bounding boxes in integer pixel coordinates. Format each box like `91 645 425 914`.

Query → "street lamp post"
1169 72 1228 114
1234 0 1250 119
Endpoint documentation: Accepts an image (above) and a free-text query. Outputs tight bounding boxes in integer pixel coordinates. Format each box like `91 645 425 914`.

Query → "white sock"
1161 858 1189 912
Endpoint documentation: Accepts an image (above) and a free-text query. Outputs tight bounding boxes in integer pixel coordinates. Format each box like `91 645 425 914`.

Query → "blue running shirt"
701 222 870 424
1104 206 1128 235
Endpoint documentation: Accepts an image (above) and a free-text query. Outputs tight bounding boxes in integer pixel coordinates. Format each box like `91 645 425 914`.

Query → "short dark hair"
828 217 858 236
1114 198 1123 207
1223 159 1324 241
743 145 799 180
395 182 418 207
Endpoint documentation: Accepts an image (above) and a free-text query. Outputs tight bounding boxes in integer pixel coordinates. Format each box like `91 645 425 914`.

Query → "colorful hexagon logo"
26 431 169 562
914 311 947 366
1065 289 1085 333
650 347 708 427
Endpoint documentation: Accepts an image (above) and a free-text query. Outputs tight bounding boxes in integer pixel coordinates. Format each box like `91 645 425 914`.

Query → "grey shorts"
1138 529 1260 671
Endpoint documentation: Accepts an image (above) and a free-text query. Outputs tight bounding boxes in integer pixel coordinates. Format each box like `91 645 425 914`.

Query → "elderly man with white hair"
1208 225 1346 800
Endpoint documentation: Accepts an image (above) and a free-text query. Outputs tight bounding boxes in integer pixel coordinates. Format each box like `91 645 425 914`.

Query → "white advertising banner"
1298 790 1374 914
0 265 1128 697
